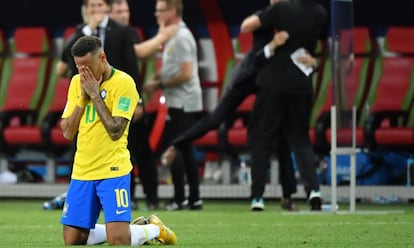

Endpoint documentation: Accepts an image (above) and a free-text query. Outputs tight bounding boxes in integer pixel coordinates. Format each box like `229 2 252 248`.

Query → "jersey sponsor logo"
116 209 127 215
118 96 131 111
110 166 119 171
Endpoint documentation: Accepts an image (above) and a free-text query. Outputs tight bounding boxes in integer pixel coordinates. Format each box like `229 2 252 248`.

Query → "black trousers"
248 88 319 199
275 135 298 198
128 115 158 205
163 108 201 204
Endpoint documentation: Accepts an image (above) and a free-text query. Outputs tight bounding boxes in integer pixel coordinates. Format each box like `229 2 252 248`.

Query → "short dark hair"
71 36 102 57
159 0 183 17
110 0 127 5
84 0 110 6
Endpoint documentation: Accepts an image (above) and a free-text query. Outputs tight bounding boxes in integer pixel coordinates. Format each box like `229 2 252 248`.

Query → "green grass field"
0 199 413 247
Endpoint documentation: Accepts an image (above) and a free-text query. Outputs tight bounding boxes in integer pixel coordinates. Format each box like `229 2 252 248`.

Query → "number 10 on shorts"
114 189 129 208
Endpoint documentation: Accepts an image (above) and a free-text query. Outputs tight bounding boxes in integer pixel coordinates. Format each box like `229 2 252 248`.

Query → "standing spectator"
108 0 130 26
143 0 203 211
242 0 328 210
56 0 139 83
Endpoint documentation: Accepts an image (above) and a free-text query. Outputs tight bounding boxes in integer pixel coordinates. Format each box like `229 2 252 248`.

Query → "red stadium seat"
314 27 376 154
364 27 414 152
225 94 255 150
40 58 72 152
37 27 77 154
385 27 414 54
0 27 51 153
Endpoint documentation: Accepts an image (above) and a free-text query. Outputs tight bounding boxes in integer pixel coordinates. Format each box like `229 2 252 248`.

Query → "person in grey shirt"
160 20 202 112
143 0 203 211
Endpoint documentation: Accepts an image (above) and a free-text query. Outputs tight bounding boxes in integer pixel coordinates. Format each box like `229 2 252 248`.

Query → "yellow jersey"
62 68 139 180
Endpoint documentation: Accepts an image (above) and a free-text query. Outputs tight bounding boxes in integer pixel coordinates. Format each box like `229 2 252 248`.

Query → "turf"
0 199 413 247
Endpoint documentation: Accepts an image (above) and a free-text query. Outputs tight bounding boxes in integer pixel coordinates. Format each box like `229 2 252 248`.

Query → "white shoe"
251 198 264 211
309 190 322 211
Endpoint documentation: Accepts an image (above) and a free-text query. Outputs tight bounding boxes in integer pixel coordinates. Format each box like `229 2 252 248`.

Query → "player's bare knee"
106 222 131 245
62 225 89 245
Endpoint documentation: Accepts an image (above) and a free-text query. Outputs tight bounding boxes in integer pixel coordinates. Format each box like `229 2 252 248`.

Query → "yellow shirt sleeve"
62 75 83 119
111 73 139 121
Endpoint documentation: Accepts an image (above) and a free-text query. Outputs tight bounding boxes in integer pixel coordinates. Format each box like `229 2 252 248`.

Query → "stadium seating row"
0 25 413 183
0 26 159 156
0 28 69 182
313 27 414 155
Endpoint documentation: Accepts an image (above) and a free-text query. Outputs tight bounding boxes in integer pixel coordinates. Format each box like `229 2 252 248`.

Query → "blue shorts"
61 174 131 229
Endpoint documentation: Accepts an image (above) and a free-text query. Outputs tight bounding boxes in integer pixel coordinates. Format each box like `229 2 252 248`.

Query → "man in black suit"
243 0 328 210
57 0 139 83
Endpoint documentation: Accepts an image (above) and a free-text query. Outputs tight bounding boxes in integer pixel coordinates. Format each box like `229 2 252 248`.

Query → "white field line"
283 210 406 215
180 221 414 227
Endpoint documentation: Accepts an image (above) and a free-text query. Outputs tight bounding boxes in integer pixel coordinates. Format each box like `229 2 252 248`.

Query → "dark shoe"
131 216 148 225
43 194 65 210
183 200 203 210
165 201 185 211
281 198 299 211
309 190 322 211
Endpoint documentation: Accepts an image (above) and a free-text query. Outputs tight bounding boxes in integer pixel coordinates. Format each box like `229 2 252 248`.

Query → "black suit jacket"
61 18 140 90
255 0 328 95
